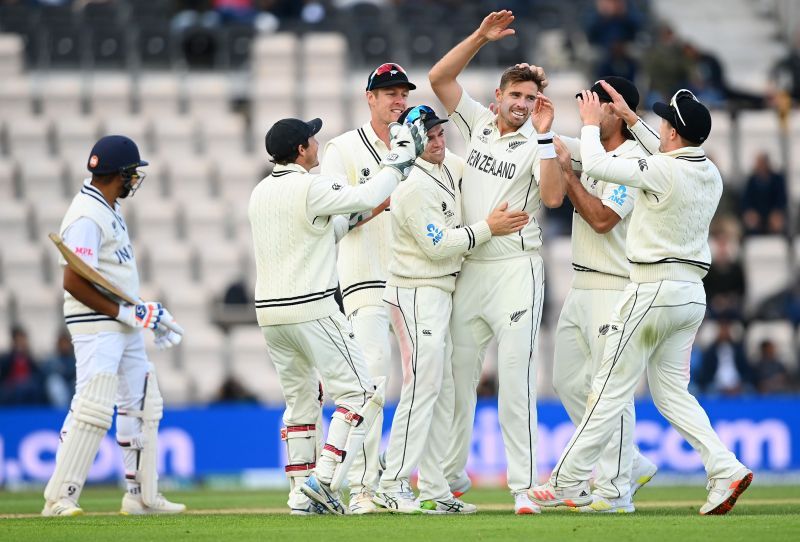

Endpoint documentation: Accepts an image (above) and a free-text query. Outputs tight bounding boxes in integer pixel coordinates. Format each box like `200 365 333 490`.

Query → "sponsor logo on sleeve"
608 185 627 206
426 223 443 245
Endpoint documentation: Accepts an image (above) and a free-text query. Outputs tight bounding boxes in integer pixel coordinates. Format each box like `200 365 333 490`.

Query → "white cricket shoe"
528 481 592 508
120 492 186 515
575 491 635 513
420 496 477 514
300 474 346 515
42 499 83 517
373 488 421 514
348 489 378 515
513 492 541 515
630 454 658 497
699 467 753 515
290 501 328 515
448 471 472 498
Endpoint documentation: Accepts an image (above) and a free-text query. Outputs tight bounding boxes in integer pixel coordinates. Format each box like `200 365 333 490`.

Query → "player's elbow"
591 220 614 234
541 192 564 209
428 66 444 88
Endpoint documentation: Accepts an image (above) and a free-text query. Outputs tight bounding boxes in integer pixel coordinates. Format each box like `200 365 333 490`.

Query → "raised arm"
532 93 565 208
577 90 671 194
429 10 516 114
599 80 660 155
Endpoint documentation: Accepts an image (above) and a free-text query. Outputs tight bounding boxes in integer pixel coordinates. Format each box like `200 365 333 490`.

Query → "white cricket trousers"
261 313 373 503
379 286 455 501
553 287 638 498
345 304 391 494
61 330 151 481
444 254 545 493
551 280 745 488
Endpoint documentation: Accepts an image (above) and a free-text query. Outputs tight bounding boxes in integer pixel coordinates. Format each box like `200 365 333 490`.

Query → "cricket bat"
48 233 183 334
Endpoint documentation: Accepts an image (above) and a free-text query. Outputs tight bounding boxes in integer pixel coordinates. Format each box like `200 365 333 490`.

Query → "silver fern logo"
510 310 527 324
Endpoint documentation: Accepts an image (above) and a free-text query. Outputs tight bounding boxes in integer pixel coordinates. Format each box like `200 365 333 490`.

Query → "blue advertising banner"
0 397 796 486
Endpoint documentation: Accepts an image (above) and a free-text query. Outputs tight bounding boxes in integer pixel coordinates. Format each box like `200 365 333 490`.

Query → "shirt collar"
362 121 386 148
415 156 439 172
494 117 534 139
663 146 706 159
83 178 121 212
609 139 639 155
272 162 310 174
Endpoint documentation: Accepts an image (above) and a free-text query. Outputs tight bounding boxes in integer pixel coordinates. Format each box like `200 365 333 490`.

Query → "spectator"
0 326 46 406
642 24 690 107
595 40 638 82
694 319 754 396
683 42 765 112
752 339 792 394
43 329 77 408
741 152 788 235
223 277 251 306
770 27 800 103
753 276 800 325
584 0 643 50
703 230 746 320
214 375 258 403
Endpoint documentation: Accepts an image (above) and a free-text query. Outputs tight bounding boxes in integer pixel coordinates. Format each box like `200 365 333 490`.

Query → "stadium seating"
0 0 797 406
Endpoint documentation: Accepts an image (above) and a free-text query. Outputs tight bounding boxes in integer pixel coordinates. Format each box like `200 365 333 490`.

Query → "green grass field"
2 485 799 542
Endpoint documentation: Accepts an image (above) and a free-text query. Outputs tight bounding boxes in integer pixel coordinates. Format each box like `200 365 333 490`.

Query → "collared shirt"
580 125 723 283
559 137 643 290
321 121 393 314
386 151 491 292
449 90 544 260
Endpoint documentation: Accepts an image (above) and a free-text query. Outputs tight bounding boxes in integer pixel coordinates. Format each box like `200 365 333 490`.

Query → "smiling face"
494 80 539 132
367 85 411 126
420 124 446 165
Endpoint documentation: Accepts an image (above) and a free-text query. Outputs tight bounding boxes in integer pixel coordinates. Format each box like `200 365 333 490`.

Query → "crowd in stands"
1 0 799 406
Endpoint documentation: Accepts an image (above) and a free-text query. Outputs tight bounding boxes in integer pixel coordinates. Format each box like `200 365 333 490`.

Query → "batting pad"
330 381 386 491
44 372 117 504
282 424 317 478
121 371 164 507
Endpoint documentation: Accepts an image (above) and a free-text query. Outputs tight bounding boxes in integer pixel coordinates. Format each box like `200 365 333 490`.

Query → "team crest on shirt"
442 201 454 219
638 159 648 171
507 140 525 152
359 167 371 184
478 126 492 143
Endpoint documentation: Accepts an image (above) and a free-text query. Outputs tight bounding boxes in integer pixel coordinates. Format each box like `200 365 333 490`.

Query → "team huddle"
44 10 752 518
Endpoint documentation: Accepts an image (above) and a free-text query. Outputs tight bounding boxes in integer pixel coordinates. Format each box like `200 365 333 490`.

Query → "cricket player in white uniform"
373 106 529 514
321 63 416 513
551 77 658 513
530 88 753 515
250 116 426 515
43 135 185 516
429 10 564 514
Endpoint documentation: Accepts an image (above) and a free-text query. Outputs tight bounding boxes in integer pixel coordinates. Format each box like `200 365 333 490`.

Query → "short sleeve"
61 217 102 268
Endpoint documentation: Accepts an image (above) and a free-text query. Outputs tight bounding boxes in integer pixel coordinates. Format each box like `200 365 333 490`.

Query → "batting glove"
381 118 427 178
117 301 165 330
153 325 183 350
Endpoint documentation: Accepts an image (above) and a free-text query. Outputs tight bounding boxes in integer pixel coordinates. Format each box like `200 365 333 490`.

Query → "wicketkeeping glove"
381 118 427 178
